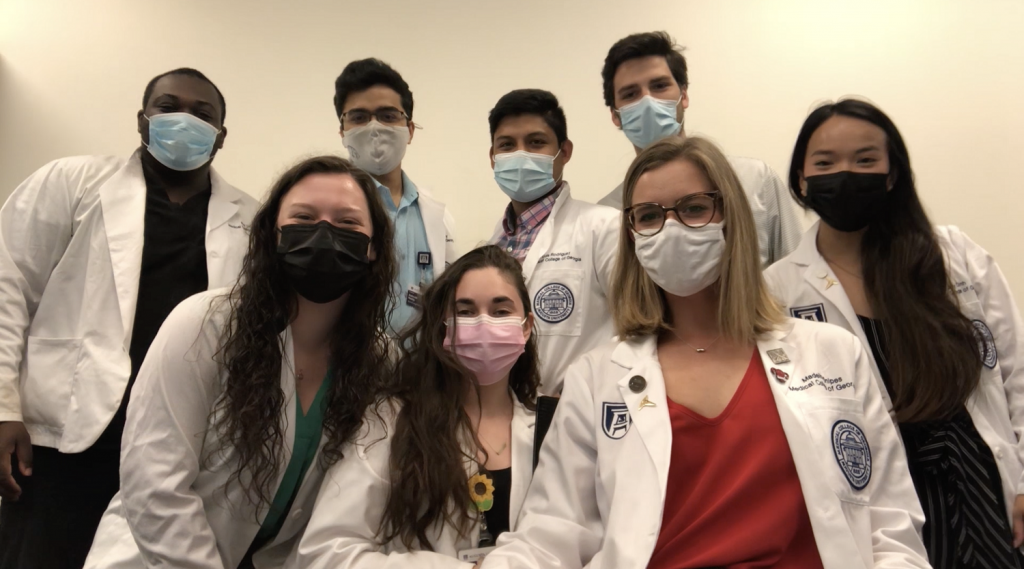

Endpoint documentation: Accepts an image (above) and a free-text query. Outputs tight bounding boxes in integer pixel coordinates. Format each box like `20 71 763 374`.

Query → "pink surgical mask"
443 315 527 386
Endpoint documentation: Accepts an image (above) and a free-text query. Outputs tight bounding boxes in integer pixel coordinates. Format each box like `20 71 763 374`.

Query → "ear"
366 238 377 261
560 139 574 164
407 122 415 144
610 107 622 129
887 170 897 191
522 312 535 342
215 126 227 151
798 170 808 196
137 110 147 137
679 88 690 112
489 146 496 169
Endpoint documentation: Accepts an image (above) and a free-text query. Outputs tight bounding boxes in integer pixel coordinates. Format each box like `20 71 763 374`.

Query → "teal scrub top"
251 373 331 549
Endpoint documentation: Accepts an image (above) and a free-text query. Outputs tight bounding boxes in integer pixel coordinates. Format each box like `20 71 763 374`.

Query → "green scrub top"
250 373 331 549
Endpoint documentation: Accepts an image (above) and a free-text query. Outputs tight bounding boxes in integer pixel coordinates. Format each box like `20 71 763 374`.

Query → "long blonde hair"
611 136 783 343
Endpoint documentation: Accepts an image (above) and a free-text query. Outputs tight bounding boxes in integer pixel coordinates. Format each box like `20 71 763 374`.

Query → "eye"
494 308 513 316
652 81 670 91
681 203 709 215
813 160 832 168
456 309 474 316
857 157 878 165
294 213 314 221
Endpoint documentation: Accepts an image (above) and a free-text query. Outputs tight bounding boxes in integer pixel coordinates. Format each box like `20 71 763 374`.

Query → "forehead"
613 55 673 89
493 114 554 141
341 85 403 112
281 173 370 212
456 267 520 301
808 115 887 151
631 158 712 206
149 75 220 108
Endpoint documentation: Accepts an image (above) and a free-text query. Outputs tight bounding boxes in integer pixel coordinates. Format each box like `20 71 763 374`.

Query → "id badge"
406 284 422 309
457 546 496 563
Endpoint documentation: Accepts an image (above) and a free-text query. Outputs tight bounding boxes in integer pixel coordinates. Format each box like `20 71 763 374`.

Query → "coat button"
997 449 1005 460
209 251 220 258
291 508 303 519
628 375 646 393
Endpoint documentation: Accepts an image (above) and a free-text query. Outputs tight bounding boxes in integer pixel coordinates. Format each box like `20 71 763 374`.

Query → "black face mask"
277 221 372 304
803 171 889 232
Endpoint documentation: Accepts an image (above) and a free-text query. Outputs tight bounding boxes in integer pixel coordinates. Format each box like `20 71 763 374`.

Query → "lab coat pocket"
21 337 84 430
800 397 872 506
530 268 584 337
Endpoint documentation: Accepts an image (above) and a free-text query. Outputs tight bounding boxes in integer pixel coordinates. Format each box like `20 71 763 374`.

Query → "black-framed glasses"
340 108 410 127
625 191 721 236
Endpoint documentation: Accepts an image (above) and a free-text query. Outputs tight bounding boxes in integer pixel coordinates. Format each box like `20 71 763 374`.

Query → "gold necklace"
683 334 721 353
822 254 863 280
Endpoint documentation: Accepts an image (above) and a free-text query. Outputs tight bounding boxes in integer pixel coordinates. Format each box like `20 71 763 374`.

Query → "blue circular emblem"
831 420 872 490
973 320 998 369
534 283 575 324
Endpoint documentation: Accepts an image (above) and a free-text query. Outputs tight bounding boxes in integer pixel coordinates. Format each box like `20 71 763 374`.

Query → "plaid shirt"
497 187 562 263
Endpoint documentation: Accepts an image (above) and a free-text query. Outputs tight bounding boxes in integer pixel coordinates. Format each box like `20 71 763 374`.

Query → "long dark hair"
379 245 540 550
213 155 397 508
789 99 980 422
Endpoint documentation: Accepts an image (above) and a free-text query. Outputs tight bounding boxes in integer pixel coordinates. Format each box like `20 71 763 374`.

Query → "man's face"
339 85 414 142
137 74 226 155
610 55 688 129
490 114 572 182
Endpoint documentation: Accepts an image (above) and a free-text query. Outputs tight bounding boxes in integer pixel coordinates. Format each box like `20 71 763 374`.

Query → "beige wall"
2 0 1022 298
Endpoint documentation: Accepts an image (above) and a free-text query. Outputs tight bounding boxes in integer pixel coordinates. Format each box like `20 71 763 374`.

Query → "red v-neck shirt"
646 350 824 569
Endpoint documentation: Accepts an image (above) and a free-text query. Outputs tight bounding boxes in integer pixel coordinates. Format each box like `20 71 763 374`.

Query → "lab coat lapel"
418 192 446 275
99 151 147 346
508 400 535 529
520 183 572 281
759 330 866 568
206 168 241 287
614 337 672 500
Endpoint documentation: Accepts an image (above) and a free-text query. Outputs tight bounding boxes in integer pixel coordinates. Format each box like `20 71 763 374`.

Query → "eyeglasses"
625 192 721 236
340 108 410 127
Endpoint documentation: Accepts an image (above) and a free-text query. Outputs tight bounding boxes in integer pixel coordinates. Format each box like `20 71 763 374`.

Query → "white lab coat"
598 154 804 266
482 319 930 569
85 290 330 569
0 151 258 452
292 398 536 568
491 183 619 394
418 186 457 273
764 222 1024 525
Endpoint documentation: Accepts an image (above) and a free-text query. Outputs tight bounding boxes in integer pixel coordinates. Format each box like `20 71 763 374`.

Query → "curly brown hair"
380 245 540 550
212 155 397 509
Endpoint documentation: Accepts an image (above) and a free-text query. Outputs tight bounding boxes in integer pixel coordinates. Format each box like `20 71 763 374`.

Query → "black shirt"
481 467 512 545
94 183 211 449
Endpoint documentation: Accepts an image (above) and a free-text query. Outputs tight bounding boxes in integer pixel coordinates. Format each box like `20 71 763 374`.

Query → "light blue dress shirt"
377 172 434 336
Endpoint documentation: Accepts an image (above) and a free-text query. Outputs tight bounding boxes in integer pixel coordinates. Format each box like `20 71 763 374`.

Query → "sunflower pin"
468 472 495 512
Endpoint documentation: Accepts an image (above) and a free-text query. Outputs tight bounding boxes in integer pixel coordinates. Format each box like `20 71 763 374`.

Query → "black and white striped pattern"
859 315 1024 568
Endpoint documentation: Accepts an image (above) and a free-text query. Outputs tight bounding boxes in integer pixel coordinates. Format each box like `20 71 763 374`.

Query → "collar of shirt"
502 185 562 237
375 171 419 213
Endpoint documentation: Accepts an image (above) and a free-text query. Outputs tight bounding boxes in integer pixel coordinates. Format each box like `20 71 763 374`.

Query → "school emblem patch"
790 304 827 322
973 320 998 369
602 403 632 440
832 420 872 490
534 283 575 324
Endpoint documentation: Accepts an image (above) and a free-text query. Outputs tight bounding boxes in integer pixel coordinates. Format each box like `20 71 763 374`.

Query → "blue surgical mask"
493 150 561 202
144 112 220 171
616 95 682 149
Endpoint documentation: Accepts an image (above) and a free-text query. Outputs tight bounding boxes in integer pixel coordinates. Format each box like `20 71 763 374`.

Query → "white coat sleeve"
443 206 458 269
762 166 803 264
0 160 79 422
119 294 227 569
482 357 605 569
959 230 1024 495
293 417 472 569
848 334 930 567
590 209 620 299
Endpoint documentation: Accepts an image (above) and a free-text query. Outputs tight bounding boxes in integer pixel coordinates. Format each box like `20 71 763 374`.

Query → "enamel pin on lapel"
638 395 656 410
767 348 791 365
818 271 838 290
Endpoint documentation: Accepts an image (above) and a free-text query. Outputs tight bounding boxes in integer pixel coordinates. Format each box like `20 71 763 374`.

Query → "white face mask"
633 220 725 297
342 121 411 176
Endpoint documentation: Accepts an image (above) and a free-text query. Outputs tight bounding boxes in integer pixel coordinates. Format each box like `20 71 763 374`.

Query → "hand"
0 421 32 501
1013 494 1024 548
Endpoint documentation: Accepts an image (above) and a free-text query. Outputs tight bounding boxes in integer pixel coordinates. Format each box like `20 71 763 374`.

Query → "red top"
646 350 824 569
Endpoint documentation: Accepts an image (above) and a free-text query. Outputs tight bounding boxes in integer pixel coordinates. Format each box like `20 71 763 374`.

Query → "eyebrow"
288 202 363 213
153 93 215 109
810 145 883 157
455 299 476 306
491 296 514 304
344 105 402 113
